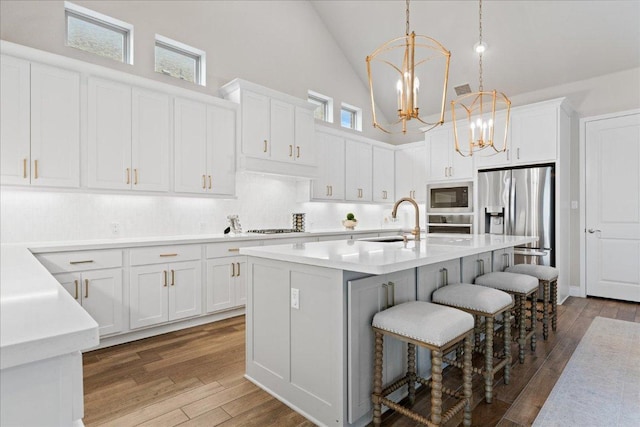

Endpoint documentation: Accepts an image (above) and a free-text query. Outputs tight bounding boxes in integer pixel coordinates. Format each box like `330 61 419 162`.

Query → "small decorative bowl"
342 219 358 230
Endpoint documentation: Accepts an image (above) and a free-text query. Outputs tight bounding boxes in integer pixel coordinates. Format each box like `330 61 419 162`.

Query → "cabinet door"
54 272 82 302
174 98 208 193
511 106 557 164
87 77 131 190
168 260 202 321
131 87 169 192
206 258 235 313
461 252 491 283
426 128 451 181
345 140 372 202
0 55 30 185
130 265 168 329
30 63 80 188
411 145 427 202
82 268 123 336
294 106 316 166
234 259 247 306
372 146 395 203
207 104 236 196
474 112 511 170
395 147 413 199
492 247 514 272
270 99 295 163
311 132 345 201
241 90 270 158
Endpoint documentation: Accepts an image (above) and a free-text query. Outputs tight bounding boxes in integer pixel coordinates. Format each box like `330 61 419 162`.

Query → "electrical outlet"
291 288 300 310
110 222 120 236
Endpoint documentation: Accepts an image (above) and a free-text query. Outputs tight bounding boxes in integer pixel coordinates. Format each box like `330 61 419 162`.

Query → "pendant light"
451 0 511 156
366 0 451 134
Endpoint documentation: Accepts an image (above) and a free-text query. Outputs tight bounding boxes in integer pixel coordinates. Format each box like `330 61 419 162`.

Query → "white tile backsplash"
0 174 409 243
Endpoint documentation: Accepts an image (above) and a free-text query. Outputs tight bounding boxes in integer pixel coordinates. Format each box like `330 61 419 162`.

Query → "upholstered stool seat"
372 301 474 427
432 284 513 403
506 264 559 339
475 272 539 364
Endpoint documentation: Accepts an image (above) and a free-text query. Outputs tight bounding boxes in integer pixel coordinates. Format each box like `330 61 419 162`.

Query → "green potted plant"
342 212 358 230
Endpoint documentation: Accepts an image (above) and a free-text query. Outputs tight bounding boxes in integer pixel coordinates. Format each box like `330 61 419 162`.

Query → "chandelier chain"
478 0 484 91
405 0 410 36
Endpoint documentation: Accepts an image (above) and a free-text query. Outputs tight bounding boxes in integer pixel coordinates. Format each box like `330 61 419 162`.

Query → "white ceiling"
310 0 640 122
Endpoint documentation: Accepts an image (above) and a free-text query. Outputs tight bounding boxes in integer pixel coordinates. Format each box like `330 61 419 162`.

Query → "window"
65 2 133 64
308 90 333 123
155 35 206 86
341 103 362 131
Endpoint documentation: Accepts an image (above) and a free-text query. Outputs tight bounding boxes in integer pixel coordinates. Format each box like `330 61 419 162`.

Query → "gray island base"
240 234 537 426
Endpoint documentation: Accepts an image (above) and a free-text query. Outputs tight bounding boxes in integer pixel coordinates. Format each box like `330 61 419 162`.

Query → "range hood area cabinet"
219 79 317 178
1 55 80 188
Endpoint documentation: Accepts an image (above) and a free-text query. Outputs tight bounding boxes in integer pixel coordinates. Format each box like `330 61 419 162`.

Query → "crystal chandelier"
451 0 511 156
366 0 451 134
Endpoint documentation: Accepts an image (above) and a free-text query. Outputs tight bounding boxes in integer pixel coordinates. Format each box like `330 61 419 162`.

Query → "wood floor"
83 297 640 427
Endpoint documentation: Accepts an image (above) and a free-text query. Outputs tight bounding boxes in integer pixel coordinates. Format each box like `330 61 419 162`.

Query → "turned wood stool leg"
484 316 494 403
542 280 550 340
407 343 416 406
372 331 383 427
431 349 443 426
530 290 538 352
463 335 473 427
551 279 558 332
517 294 526 364
503 309 512 385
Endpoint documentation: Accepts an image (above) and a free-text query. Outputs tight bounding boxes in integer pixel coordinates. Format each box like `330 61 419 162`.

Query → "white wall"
0 0 392 143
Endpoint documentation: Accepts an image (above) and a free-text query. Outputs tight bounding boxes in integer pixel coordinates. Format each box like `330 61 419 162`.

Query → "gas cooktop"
246 229 303 234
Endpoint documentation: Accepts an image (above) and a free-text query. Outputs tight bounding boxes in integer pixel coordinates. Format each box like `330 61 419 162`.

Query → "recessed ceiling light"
474 41 488 54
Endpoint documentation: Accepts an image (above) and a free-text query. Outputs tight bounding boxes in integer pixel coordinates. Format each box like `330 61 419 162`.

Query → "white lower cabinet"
461 251 492 283
55 268 123 336
347 269 416 423
492 247 514 272
206 257 246 313
129 245 202 329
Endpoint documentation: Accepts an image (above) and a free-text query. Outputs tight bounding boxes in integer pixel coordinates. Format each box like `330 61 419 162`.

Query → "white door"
82 268 123 336
207 104 236 196
585 112 640 302
87 77 131 190
0 55 30 185
130 265 168 329
241 90 270 158
131 87 170 192
30 63 80 188
372 146 394 203
206 258 235 313
174 98 207 193
168 260 202 321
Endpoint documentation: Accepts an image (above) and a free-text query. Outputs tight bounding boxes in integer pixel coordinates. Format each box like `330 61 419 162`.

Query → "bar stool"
371 301 474 427
506 264 559 340
474 272 539 364
432 282 513 403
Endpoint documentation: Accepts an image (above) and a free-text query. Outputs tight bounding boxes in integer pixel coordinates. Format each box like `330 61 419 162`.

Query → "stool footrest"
379 397 433 426
443 356 483 376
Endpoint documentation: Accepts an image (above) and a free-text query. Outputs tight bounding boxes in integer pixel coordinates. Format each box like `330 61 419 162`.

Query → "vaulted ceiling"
310 0 640 122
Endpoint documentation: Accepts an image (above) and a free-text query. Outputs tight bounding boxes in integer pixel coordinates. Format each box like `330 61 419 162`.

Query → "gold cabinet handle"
202 174 206 189
228 248 240 252
231 263 236 277
134 168 138 185
84 279 89 298
236 262 240 276
23 158 27 179
34 159 38 179
263 140 268 153
74 279 79 300
326 185 330 196
160 253 178 257
126 168 130 184
329 185 333 196
163 270 167 287
171 269 175 286
208 175 212 189
517 147 520 159
69 260 94 265
289 144 293 157
296 146 300 158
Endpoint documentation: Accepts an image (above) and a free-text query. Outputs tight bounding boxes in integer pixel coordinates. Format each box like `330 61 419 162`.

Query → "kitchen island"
240 234 537 427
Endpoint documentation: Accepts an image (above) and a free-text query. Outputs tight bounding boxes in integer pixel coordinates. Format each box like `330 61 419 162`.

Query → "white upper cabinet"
426 124 472 182
345 139 373 202
473 111 512 170
1 56 79 187
88 78 170 191
174 97 237 196
372 146 395 203
311 130 345 201
395 142 427 202
219 79 316 177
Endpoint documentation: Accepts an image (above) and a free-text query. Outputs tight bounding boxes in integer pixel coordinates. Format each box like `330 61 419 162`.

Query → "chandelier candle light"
451 0 511 157
366 0 451 134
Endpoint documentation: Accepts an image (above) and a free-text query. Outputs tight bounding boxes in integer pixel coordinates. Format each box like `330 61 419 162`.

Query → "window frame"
64 1 134 64
340 102 362 131
154 34 206 86
308 90 333 123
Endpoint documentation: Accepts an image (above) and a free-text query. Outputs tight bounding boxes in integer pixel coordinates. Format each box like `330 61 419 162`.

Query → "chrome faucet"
391 197 421 241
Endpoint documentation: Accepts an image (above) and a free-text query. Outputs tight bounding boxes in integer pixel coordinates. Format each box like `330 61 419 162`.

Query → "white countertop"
240 234 538 275
0 245 99 370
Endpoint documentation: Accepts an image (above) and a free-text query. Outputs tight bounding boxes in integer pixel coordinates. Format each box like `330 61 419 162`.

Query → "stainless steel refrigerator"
477 165 555 266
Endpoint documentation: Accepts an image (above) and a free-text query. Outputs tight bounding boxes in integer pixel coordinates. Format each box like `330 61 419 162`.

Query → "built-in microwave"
427 182 473 213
